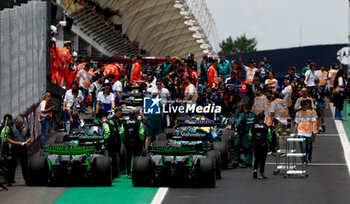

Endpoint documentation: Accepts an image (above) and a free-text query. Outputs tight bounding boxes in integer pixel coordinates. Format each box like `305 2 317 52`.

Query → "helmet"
72 51 78 57
50 25 57 35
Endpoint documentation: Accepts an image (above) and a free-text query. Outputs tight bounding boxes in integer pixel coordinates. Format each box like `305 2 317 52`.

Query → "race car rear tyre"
207 150 221 179
55 135 64 144
132 157 151 187
199 158 216 188
151 141 167 148
94 157 112 186
213 142 229 169
27 156 48 186
220 130 233 143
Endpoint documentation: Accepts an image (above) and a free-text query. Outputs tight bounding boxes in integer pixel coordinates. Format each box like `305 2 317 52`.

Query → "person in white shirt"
39 92 53 148
64 88 82 134
305 62 317 89
89 74 104 112
184 77 198 105
63 80 84 112
151 79 171 105
112 74 126 104
96 83 115 118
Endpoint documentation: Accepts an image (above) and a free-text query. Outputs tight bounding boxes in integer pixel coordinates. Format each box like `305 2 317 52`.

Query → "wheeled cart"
273 133 296 176
283 137 308 178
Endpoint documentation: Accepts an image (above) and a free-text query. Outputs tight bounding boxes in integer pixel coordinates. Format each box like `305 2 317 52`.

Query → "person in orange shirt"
57 43 73 89
50 38 65 84
239 56 258 103
328 64 339 94
252 87 268 115
130 57 142 85
207 58 218 87
315 64 328 87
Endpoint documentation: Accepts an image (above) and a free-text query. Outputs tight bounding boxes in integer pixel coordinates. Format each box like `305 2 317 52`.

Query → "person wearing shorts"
145 114 162 148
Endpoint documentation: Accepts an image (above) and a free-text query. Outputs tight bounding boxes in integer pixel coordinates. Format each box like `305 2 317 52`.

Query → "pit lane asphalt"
163 109 350 204
1 110 350 204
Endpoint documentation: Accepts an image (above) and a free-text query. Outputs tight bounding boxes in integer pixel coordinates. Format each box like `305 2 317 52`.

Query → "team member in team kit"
249 112 272 179
96 83 115 118
119 111 145 179
64 88 82 134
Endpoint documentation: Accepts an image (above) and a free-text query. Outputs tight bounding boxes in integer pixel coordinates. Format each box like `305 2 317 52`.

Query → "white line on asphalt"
151 187 169 204
330 105 350 176
266 162 347 166
316 134 339 137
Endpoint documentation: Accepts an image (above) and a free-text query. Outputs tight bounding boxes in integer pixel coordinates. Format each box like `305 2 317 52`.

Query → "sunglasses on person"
157 83 162 86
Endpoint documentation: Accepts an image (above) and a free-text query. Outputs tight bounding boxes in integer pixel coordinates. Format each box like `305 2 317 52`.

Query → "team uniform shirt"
97 92 115 111
77 69 93 89
184 70 199 85
59 47 72 66
328 69 338 87
316 70 328 86
217 59 231 77
305 70 317 87
252 95 268 115
64 89 84 103
295 109 317 137
270 99 291 125
112 80 123 103
207 65 218 86
225 77 241 94
294 97 316 110
265 78 278 91
264 100 273 126
184 84 198 104
66 95 79 115
284 74 300 84
255 67 269 84
244 66 257 85
130 62 142 84
151 88 170 105
281 85 293 107
89 82 103 102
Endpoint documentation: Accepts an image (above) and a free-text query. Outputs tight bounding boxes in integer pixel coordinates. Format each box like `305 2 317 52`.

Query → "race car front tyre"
199 158 216 188
213 142 229 169
207 150 221 179
94 157 112 186
132 157 151 187
27 156 48 186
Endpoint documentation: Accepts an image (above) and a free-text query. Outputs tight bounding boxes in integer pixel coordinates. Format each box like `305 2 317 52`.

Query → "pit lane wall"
0 1 47 146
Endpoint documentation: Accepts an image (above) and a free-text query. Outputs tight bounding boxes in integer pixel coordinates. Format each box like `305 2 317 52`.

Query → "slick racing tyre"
94 157 112 186
213 142 229 169
132 157 151 187
27 156 48 186
199 158 216 188
207 150 221 179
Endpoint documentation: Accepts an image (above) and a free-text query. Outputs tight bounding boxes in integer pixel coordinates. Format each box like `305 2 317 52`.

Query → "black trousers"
107 142 120 179
8 145 28 182
246 84 254 105
125 143 142 174
253 145 268 174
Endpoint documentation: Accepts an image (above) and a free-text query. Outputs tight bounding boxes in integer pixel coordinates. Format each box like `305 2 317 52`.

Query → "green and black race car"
132 131 217 188
27 128 112 186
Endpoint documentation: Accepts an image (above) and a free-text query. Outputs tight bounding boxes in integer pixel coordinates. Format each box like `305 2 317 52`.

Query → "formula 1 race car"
132 138 216 188
27 129 112 186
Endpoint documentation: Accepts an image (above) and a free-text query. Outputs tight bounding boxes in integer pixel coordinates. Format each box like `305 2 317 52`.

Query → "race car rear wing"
43 145 96 155
150 146 199 155
167 131 213 141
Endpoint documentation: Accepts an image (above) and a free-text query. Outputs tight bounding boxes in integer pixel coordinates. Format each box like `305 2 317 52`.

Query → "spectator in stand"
218 54 231 79
265 72 278 92
130 56 142 85
333 69 346 120
302 59 312 74
285 66 300 84
89 74 104 112
305 62 317 93
208 58 218 87
112 74 126 105
263 56 272 72
255 62 269 84
252 87 268 115
39 92 53 148
270 91 291 153
328 64 339 95
294 100 317 163
239 56 258 103
200 54 208 85
76 63 93 115
96 83 115 118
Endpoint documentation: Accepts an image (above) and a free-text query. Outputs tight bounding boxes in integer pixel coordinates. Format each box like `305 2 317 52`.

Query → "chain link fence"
0 0 47 143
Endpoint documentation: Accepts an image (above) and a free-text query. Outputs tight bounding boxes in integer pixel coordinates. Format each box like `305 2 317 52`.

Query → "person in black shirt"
249 112 272 179
255 62 269 84
285 66 300 84
186 53 198 72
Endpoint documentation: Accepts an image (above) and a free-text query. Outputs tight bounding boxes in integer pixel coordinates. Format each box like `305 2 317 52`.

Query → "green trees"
219 34 257 55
